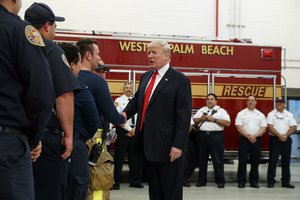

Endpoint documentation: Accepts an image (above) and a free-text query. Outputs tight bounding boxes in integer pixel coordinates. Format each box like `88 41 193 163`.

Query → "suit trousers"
267 136 292 184
33 132 69 200
0 133 34 200
197 131 225 185
237 136 262 185
144 156 184 200
183 131 198 182
114 127 143 185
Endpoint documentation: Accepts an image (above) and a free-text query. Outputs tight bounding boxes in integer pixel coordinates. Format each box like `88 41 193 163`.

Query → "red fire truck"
55 30 282 160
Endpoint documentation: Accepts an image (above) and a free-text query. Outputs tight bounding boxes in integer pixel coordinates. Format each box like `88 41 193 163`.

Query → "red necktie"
139 71 158 131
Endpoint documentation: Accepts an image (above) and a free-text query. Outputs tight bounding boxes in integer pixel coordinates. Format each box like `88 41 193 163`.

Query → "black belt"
130 125 135 128
74 131 88 141
199 130 223 135
0 125 24 134
44 127 61 134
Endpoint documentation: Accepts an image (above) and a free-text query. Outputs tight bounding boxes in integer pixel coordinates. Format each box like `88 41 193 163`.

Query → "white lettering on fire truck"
222 85 266 97
119 41 194 54
201 45 234 56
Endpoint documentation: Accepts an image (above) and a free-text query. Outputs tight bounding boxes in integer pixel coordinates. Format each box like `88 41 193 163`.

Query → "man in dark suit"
123 40 192 200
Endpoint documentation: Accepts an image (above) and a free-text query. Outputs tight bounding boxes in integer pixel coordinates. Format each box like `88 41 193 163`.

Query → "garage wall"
19 0 300 89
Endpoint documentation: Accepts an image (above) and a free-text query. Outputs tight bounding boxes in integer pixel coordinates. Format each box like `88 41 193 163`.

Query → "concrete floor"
110 161 300 200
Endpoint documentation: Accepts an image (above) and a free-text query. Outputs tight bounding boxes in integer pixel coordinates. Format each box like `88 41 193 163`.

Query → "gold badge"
25 25 45 47
62 54 71 68
114 102 119 107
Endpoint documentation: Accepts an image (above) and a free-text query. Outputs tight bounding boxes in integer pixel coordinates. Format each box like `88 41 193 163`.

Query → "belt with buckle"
199 130 222 135
0 125 24 134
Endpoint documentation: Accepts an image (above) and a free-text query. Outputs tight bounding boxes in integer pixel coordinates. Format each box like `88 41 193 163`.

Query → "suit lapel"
148 67 173 106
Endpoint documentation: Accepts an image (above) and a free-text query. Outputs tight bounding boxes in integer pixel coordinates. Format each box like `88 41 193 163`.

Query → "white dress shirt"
115 94 137 132
146 63 170 100
193 105 230 131
235 108 267 135
267 109 297 135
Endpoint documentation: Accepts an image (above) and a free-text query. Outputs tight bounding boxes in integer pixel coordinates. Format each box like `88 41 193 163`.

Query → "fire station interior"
107 70 300 200
19 0 300 199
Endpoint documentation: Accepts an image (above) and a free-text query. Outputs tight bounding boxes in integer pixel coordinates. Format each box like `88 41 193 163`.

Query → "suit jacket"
124 66 192 162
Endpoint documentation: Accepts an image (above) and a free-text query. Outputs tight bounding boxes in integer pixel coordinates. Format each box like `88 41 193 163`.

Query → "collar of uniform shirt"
206 105 220 114
246 108 258 113
275 109 286 119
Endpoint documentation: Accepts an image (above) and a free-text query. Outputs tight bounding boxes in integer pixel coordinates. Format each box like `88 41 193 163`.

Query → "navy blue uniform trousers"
237 136 262 185
0 133 34 200
33 132 69 200
67 138 89 200
267 136 292 185
114 127 143 185
197 131 225 185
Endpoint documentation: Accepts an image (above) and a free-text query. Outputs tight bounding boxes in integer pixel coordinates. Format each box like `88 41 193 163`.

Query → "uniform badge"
25 25 45 47
62 54 71 68
114 102 119 107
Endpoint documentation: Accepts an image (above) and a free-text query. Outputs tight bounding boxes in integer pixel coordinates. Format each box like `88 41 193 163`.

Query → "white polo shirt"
115 94 137 132
267 109 297 135
193 105 230 131
235 108 267 135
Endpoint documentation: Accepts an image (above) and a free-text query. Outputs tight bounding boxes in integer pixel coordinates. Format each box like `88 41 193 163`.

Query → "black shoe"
110 184 120 190
183 182 191 187
238 183 245 188
217 183 225 188
195 182 206 187
267 183 274 188
281 183 295 189
250 184 259 188
129 183 144 188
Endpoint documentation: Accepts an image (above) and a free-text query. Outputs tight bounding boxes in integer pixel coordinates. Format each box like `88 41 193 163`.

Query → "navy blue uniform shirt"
74 82 99 139
43 39 81 128
78 70 124 128
0 5 55 144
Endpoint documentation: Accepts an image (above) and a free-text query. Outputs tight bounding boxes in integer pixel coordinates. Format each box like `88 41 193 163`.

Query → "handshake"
122 112 127 124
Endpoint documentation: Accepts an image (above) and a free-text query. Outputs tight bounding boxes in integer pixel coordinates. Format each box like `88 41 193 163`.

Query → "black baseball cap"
275 97 285 103
25 2 65 25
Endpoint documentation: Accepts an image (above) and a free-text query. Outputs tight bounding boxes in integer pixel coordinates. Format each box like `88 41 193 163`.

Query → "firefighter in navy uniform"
24 3 81 200
0 0 55 199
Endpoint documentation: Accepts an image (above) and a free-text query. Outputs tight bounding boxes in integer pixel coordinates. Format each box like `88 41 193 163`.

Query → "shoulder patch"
62 54 71 68
114 102 119 107
25 25 45 47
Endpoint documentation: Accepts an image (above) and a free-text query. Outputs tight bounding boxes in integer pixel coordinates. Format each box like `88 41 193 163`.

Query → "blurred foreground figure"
0 0 55 199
